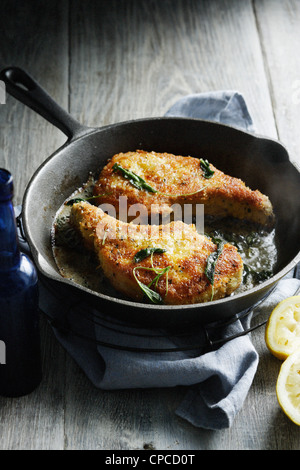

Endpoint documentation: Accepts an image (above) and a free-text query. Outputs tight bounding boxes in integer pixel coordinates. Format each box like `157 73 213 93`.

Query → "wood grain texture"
253 0 300 164
0 321 66 450
0 0 299 450
0 0 69 204
69 0 277 137
0 0 68 450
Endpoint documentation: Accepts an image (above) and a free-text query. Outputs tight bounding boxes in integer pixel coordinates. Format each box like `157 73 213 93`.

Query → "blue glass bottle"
0 169 42 397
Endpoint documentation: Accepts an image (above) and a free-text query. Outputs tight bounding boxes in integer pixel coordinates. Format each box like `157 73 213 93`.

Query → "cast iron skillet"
1 66 300 328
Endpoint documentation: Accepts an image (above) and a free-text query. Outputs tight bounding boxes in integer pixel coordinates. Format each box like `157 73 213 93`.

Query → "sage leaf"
200 158 215 179
65 197 86 206
113 162 208 197
148 266 171 289
134 247 167 263
133 263 171 305
113 163 158 193
136 280 163 304
205 241 225 287
133 268 164 304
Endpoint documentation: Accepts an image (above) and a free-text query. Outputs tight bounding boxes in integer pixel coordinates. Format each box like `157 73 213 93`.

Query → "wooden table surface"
1 0 300 450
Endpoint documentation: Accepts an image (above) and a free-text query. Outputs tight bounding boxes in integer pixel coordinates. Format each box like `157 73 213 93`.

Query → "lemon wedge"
265 296 300 360
276 349 300 425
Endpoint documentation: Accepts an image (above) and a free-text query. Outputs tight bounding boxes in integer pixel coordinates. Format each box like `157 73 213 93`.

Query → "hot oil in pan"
51 176 278 300
204 218 277 292
51 175 122 298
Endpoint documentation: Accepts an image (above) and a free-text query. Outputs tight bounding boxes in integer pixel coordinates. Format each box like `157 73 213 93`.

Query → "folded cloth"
17 91 299 431
165 90 255 132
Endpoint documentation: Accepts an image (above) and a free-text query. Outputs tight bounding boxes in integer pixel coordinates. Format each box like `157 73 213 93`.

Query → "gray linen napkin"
165 90 255 132
18 90 299 431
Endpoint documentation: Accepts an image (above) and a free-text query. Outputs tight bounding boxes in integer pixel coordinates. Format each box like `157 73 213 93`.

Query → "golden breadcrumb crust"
70 202 243 305
93 150 275 226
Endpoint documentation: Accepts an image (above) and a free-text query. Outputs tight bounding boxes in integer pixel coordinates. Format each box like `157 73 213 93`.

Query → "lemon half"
276 349 300 426
265 296 300 360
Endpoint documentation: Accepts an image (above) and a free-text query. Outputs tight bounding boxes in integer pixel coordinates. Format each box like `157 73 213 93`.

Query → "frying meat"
70 201 243 305
93 150 275 226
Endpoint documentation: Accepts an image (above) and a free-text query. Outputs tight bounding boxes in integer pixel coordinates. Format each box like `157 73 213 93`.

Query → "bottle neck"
0 198 20 271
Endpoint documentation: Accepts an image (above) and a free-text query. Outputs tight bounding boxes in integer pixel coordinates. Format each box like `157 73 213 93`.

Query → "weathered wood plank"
0 0 69 204
253 0 300 165
0 321 66 450
247 0 300 450
64 0 279 450
0 0 68 450
68 0 276 137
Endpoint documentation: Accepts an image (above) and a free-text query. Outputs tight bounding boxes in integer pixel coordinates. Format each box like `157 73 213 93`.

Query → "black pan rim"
22 116 300 312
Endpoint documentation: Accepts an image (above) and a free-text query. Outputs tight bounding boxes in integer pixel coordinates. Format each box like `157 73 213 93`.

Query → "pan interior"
23 118 300 313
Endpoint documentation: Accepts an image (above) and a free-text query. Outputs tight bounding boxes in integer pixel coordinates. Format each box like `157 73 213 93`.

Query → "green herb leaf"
200 158 215 179
137 280 164 304
133 267 164 304
133 255 171 305
65 197 86 206
113 163 158 193
134 247 167 263
148 266 171 289
205 241 225 299
113 162 209 197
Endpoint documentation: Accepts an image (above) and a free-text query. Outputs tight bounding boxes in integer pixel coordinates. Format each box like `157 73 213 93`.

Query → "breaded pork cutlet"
70 201 243 305
93 150 275 226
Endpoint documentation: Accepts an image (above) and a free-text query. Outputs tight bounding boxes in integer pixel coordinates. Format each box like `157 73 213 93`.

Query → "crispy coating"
70 201 243 305
93 150 275 226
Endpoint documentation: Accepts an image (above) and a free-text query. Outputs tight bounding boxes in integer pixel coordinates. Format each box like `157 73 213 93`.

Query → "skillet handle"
0 66 89 140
